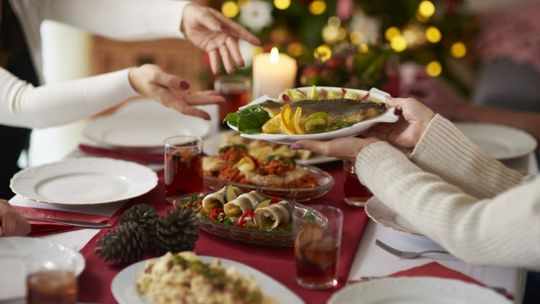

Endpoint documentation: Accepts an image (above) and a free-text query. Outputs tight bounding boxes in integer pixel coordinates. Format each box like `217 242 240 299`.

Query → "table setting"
1 43 539 303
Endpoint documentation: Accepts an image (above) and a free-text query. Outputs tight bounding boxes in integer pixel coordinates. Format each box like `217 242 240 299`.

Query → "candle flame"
270 47 279 64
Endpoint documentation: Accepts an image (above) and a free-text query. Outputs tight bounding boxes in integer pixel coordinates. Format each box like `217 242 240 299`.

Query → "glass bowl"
204 165 334 202
195 202 325 247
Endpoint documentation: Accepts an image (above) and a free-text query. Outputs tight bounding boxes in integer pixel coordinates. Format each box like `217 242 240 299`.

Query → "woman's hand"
0 200 30 237
292 137 380 162
129 64 225 120
181 4 261 74
365 98 435 151
402 77 469 120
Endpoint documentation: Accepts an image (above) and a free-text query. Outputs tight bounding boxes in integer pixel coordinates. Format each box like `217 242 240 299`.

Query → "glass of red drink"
26 259 77 304
164 136 203 203
294 205 343 289
214 75 251 122
343 160 373 207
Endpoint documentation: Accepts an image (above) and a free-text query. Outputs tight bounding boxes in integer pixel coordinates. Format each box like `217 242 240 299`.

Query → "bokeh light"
425 26 441 43
287 42 304 57
450 42 467 58
309 0 326 15
418 1 436 18
385 27 401 42
426 60 442 76
358 43 369 54
274 0 291 10
314 44 332 62
322 25 340 44
328 16 341 27
350 31 364 44
390 36 408 52
221 1 239 18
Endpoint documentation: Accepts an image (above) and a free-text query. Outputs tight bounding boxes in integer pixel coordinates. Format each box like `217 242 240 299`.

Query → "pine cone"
120 204 158 238
95 222 148 265
154 208 199 254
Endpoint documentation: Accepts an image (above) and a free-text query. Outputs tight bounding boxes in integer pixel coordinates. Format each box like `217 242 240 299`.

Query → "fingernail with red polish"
291 143 303 150
179 81 190 90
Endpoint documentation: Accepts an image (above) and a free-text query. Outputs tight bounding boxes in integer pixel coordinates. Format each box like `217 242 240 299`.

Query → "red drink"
343 160 373 206
214 75 251 121
219 91 250 121
27 271 77 304
295 224 340 289
164 136 203 202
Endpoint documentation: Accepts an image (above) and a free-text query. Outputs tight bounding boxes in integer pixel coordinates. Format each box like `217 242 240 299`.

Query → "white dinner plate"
228 88 399 145
10 158 158 205
111 256 304 304
455 122 537 160
84 100 210 149
329 277 511 304
0 237 85 301
203 132 338 165
365 197 423 237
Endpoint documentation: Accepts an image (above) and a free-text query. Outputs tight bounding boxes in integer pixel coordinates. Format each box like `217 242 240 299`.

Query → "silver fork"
375 239 449 259
25 216 111 229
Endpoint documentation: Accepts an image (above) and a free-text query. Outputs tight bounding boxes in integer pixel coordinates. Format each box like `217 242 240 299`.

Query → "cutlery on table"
25 216 111 229
375 239 449 259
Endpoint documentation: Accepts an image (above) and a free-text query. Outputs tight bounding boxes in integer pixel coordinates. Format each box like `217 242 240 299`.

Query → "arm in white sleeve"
40 0 191 40
357 142 540 269
409 115 529 198
0 67 137 128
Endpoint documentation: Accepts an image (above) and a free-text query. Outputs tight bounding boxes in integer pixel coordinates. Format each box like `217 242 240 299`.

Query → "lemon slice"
262 114 283 134
292 107 304 134
280 104 295 134
234 156 256 173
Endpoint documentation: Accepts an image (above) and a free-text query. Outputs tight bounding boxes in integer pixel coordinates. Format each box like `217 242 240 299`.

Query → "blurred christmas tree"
217 0 476 93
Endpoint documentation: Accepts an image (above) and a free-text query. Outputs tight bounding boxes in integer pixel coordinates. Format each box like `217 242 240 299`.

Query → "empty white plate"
84 100 210 149
111 256 304 304
329 277 510 304
455 123 537 160
0 237 85 301
10 158 157 205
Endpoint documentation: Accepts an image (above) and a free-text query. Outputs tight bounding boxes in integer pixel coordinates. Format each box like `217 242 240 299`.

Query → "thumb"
292 140 327 155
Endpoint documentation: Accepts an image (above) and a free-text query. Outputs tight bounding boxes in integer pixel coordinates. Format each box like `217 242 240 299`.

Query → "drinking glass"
343 160 373 207
164 136 203 202
26 258 77 304
294 205 343 289
214 75 251 122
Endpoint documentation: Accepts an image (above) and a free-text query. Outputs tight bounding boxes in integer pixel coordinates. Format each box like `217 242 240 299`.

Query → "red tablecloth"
78 163 369 303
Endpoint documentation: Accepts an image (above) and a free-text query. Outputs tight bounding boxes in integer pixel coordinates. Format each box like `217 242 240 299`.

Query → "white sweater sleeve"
356 142 540 269
0 67 137 128
409 115 528 198
40 0 191 40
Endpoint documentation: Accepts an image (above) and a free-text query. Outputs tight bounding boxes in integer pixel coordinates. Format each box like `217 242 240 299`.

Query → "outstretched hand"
181 4 261 75
292 137 380 162
0 200 30 237
129 64 225 120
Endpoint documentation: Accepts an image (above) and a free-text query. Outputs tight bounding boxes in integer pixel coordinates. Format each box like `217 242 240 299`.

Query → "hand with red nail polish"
129 64 225 120
181 4 260 75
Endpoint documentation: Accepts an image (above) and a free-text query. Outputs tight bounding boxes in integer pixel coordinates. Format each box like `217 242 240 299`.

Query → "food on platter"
136 252 265 304
176 186 293 232
224 86 388 135
203 145 318 189
215 132 313 161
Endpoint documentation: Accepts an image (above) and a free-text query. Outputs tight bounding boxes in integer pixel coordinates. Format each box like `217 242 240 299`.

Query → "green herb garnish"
224 105 270 134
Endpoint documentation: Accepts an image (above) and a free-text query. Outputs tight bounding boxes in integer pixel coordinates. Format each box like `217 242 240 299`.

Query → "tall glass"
214 75 251 123
294 205 343 289
26 259 77 304
164 136 203 202
343 160 373 207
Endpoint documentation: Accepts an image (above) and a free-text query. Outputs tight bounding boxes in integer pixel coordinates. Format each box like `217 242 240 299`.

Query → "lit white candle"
252 47 297 98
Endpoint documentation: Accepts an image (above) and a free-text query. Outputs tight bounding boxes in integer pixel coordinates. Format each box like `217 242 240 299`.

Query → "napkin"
78 144 163 163
14 206 110 236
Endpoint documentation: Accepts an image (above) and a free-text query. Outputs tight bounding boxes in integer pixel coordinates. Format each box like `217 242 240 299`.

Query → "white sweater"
356 115 540 269
1 0 190 128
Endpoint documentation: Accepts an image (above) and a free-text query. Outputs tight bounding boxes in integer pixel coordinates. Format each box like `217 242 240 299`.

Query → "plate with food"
175 186 326 247
111 251 304 304
224 86 398 144
203 144 333 201
204 131 338 165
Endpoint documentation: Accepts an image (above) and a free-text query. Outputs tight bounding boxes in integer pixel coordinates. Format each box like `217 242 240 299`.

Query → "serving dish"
227 87 398 144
